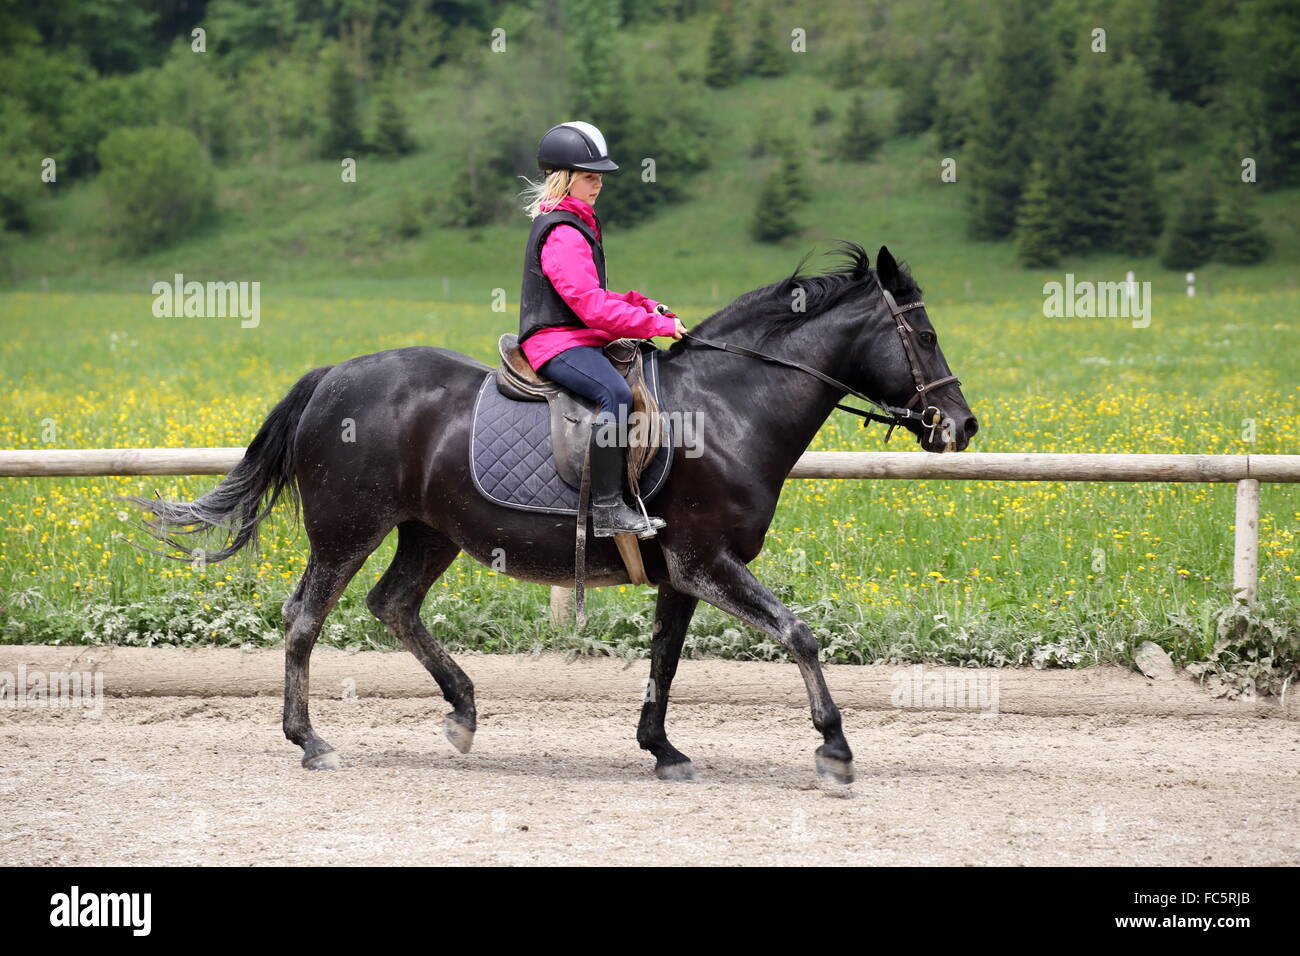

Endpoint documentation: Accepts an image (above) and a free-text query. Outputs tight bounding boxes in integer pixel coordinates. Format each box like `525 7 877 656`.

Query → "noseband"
681 285 961 443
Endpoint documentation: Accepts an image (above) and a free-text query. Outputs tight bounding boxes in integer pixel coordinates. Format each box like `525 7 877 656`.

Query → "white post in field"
1233 479 1260 607
1125 270 1136 301
1186 272 1195 297
550 586 572 627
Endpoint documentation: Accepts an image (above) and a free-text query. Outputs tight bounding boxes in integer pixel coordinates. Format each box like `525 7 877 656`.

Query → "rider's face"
568 171 602 205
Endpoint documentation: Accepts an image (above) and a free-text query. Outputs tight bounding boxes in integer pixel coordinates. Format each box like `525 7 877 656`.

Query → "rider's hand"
653 303 686 340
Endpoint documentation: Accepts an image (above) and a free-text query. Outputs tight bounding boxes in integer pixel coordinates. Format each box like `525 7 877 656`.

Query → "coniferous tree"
932 60 978 152
1213 194 1271 264
1109 63 1164 257
1048 68 1125 254
1115 174 1165 258
746 8 788 78
778 144 811 204
750 165 798 242
1085 81 1135 253
395 188 424 237
1014 161 1062 267
323 53 364 157
704 16 738 89
1160 182 1217 270
567 0 620 116
444 157 495 228
1220 0 1300 188
373 88 415 157
584 68 653 224
837 95 882 162
830 39 863 90
1034 59 1161 258
965 0 1056 239
895 69 937 136
1149 0 1219 105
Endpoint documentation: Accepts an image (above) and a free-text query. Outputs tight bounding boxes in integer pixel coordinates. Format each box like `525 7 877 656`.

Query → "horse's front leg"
636 582 700 780
669 550 854 784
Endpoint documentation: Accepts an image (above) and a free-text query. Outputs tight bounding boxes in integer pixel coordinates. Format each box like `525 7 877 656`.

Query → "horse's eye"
919 330 936 347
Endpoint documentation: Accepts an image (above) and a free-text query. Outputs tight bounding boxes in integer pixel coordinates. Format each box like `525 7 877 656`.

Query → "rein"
680 286 961 443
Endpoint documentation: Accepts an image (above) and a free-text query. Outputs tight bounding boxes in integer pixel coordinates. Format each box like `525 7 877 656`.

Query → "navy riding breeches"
538 346 633 425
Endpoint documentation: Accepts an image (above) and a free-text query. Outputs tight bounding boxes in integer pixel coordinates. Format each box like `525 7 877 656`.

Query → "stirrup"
592 497 663 538
631 493 666 539
592 505 652 538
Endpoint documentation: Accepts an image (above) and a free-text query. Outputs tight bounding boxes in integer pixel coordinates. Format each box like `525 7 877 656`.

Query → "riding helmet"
537 121 619 174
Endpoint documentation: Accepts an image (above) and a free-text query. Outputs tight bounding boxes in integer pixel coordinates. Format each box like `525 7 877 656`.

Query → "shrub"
98 125 216 253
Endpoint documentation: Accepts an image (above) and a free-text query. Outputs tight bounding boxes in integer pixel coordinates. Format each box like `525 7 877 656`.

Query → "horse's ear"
876 245 898 287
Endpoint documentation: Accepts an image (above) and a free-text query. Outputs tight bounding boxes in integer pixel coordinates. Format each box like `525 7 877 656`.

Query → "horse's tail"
121 365 334 563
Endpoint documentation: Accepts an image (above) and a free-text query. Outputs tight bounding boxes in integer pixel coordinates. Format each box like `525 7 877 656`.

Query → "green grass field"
1 284 1295 674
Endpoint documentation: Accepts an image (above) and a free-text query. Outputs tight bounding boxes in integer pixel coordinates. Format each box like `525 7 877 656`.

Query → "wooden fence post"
1233 479 1260 607
549 586 572 627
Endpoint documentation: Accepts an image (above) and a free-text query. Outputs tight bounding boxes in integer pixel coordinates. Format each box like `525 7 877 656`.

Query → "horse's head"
853 246 978 453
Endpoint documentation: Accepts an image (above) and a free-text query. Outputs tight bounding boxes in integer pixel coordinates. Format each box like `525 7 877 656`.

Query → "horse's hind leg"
283 545 377 770
636 583 700 780
366 521 477 754
280 554 313 632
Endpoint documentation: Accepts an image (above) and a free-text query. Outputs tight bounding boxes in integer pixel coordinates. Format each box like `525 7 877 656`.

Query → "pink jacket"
521 194 678 371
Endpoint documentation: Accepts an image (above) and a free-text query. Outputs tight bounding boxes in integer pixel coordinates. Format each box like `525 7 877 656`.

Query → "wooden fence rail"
2 448 1298 482
2 449 1297 621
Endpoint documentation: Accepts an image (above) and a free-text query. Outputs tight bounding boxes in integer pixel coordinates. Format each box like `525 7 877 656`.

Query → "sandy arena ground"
0 649 1297 866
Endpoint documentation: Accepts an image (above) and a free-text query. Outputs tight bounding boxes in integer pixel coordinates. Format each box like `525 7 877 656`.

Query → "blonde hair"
518 168 576 220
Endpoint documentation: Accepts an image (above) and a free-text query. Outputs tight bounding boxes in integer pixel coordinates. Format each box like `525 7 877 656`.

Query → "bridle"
681 285 962 444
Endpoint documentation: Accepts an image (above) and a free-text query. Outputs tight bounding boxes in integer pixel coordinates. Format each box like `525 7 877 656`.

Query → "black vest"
517 209 607 346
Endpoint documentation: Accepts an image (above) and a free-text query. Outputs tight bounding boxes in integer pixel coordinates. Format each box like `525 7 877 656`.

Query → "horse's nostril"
963 416 979 439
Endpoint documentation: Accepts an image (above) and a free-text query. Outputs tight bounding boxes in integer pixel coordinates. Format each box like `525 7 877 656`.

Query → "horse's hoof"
443 715 475 754
303 749 342 771
814 752 855 786
655 760 698 781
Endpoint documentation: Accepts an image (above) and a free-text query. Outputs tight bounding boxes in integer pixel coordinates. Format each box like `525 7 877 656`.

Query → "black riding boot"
588 424 667 539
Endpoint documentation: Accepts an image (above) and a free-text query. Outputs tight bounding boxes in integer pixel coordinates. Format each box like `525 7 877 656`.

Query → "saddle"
495 333 664 498
493 333 667 610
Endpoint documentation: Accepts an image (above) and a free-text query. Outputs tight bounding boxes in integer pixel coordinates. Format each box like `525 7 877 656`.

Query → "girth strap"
574 441 591 628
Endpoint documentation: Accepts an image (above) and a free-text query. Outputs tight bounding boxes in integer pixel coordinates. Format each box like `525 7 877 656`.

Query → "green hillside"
2 0 1297 309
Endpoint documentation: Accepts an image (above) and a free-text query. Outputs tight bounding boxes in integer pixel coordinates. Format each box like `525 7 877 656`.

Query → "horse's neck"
663 321 851 483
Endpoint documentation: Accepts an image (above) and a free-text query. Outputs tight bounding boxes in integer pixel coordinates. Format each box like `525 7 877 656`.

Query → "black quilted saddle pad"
469 351 673 516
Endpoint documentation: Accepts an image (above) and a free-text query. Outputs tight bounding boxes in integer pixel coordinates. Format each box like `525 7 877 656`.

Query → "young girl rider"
516 121 687 538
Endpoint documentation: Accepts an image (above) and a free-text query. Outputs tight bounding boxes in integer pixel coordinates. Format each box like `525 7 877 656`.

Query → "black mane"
677 241 922 349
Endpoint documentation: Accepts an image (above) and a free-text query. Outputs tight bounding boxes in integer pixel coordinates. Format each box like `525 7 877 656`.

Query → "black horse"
126 243 977 783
